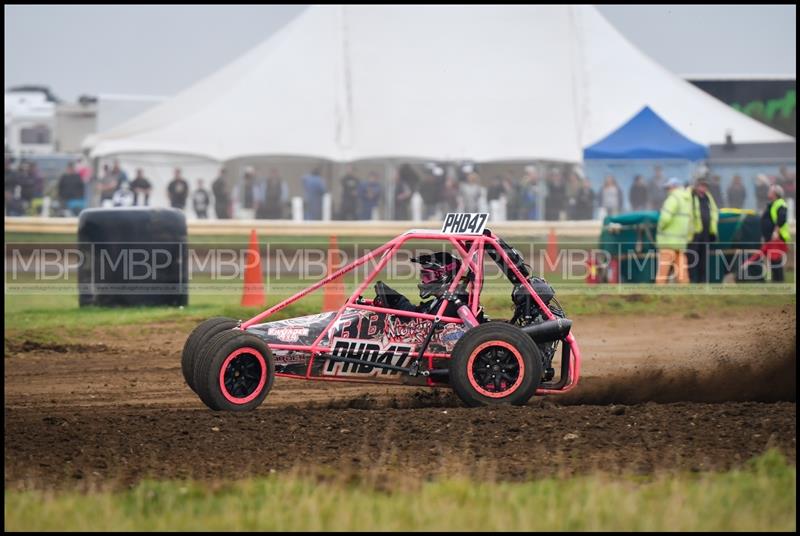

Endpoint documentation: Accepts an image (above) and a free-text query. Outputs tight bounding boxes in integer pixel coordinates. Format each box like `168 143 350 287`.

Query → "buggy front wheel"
181 316 238 392
194 330 275 411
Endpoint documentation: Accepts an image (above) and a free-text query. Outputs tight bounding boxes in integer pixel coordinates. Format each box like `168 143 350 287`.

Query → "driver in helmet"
373 251 469 317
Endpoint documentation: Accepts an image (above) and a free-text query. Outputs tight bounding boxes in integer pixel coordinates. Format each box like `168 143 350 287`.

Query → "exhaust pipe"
521 318 572 342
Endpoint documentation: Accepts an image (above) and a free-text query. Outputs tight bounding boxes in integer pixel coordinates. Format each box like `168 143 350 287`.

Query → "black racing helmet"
412 252 461 299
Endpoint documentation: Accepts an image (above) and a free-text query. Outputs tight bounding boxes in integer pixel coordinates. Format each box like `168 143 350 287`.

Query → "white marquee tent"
83 4 792 209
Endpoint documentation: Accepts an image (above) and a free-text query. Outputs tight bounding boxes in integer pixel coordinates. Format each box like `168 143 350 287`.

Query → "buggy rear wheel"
181 316 238 392
449 322 542 407
194 330 275 411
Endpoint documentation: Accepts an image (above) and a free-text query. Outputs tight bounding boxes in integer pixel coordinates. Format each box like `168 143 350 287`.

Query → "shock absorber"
443 291 479 329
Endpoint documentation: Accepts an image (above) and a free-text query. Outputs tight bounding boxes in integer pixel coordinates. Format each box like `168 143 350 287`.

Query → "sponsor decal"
272 350 310 365
437 323 466 352
324 337 414 377
383 315 431 345
266 326 310 342
441 212 488 235
325 309 370 341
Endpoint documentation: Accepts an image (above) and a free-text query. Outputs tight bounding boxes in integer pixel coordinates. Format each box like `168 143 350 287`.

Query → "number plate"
441 213 489 235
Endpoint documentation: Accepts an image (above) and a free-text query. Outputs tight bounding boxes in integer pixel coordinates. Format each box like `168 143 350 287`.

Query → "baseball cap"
664 177 682 189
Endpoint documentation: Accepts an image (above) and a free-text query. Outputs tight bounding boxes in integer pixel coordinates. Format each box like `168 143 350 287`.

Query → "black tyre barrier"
77 207 188 307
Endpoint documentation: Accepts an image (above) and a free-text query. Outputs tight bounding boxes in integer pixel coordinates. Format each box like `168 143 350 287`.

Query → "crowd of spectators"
4 156 796 222
5 156 92 216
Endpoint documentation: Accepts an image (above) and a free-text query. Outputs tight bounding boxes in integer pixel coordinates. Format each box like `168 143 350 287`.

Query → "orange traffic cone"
323 235 346 311
544 228 558 273
241 229 266 307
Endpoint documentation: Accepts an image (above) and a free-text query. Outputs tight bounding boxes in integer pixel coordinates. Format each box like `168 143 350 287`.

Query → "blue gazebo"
583 106 709 213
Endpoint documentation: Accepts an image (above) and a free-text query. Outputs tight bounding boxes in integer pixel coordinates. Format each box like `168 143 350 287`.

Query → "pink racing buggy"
182 215 581 410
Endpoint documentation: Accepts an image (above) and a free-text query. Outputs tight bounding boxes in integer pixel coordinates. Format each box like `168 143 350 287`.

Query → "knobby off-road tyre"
449 322 543 407
194 329 275 411
181 317 238 392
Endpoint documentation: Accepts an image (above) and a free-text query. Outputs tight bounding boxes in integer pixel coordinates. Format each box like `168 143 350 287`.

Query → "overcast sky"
4 4 796 102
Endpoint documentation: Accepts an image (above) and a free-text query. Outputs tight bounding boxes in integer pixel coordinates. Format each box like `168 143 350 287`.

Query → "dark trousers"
688 233 711 283
215 202 230 219
769 260 785 282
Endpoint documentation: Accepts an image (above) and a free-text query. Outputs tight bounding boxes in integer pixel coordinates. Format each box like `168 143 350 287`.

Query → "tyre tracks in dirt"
4 306 796 489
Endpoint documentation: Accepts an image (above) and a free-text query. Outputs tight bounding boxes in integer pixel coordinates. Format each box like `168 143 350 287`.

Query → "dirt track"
4 306 796 489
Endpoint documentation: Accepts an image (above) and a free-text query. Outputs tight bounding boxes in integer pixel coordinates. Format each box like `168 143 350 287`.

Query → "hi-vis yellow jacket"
656 186 693 250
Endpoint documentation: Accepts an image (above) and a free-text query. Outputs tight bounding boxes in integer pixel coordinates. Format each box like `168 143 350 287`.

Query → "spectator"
456 162 475 184
573 178 595 220
708 174 724 206
777 166 796 203
647 165 666 210
399 163 421 192
212 168 231 219
393 164 418 220
3 157 25 216
57 162 85 216
359 171 382 220
755 174 770 212
75 157 92 183
111 159 128 186
302 166 326 220
112 181 135 207
460 172 482 213
419 168 443 220
5 188 24 216
565 171 581 219
130 168 152 206
760 184 789 282
688 178 719 283
236 166 259 219
192 179 210 219
629 175 648 212
655 177 692 284
726 175 747 209
339 165 361 220
489 173 513 220
97 163 118 205
4 157 16 185
518 166 539 220
505 176 522 221
167 168 189 210
260 168 287 219
545 169 567 221
600 175 623 217
441 174 460 215
17 161 44 215
487 174 510 203
29 161 45 201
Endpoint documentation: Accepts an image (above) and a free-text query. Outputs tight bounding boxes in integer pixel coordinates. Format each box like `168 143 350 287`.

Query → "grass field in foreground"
4 450 795 532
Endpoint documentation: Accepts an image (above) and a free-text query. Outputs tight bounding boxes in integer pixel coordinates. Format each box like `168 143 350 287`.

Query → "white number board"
441 213 489 235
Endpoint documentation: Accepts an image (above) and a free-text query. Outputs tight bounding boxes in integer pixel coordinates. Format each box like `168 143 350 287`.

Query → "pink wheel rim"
218 347 267 404
466 341 525 398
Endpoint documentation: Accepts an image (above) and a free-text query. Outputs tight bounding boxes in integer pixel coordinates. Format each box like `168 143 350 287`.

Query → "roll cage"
240 228 581 394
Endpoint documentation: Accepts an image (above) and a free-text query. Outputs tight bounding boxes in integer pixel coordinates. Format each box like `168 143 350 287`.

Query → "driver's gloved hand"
374 281 417 312
373 281 388 307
